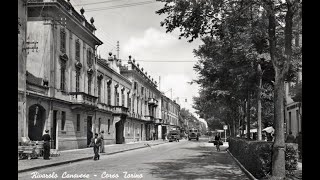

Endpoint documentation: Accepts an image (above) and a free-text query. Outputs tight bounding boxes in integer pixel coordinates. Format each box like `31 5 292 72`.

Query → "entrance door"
51 110 57 149
162 126 167 140
28 104 46 141
87 116 93 146
141 124 143 140
115 121 123 144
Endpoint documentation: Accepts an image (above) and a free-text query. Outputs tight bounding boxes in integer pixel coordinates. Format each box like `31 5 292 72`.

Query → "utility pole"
116 41 120 59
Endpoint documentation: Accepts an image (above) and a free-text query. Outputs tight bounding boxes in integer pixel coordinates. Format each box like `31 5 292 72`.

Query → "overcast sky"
71 0 206 126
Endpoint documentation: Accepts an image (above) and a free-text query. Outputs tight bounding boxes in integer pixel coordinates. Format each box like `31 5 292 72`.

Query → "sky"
70 0 207 127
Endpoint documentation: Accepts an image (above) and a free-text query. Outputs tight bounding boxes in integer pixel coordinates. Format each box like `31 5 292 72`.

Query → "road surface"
18 138 248 180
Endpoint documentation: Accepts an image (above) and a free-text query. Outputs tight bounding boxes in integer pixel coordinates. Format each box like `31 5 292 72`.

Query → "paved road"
18 138 248 180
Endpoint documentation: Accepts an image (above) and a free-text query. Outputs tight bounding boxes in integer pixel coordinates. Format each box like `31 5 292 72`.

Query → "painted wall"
18 0 27 142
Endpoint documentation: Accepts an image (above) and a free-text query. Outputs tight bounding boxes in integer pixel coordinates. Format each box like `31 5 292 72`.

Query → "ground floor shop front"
18 95 166 150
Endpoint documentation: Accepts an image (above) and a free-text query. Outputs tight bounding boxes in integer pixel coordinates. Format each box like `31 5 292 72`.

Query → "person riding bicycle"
214 133 222 152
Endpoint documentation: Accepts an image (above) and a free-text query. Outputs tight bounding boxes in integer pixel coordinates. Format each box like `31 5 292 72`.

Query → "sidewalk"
18 139 167 173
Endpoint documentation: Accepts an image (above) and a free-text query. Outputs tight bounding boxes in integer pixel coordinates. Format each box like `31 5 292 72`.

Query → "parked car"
168 130 180 142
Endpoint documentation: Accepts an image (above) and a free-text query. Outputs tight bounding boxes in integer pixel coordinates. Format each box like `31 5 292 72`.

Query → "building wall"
18 0 27 142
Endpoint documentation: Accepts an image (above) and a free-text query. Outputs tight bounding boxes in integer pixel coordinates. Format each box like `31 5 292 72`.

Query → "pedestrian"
153 132 156 140
99 130 105 153
90 133 101 160
214 133 222 152
285 131 295 143
42 129 51 160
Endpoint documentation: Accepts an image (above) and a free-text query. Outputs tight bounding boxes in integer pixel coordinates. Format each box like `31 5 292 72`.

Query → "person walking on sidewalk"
90 133 101 160
99 131 105 153
42 130 51 160
214 133 222 152
285 131 295 143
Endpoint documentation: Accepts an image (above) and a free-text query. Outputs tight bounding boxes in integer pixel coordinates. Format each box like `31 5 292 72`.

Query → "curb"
226 149 258 180
18 143 165 173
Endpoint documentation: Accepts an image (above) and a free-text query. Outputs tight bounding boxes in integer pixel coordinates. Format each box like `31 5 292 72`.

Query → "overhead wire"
73 0 128 6
85 1 157 12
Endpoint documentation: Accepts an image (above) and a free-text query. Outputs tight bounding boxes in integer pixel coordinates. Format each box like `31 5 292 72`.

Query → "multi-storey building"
96 53 131 144
160 95 180 139
120 56 161 141
22 0 103 150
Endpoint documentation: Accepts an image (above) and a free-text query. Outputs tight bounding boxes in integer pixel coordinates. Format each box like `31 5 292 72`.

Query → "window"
108 119 111 133
127 92 131 110
88 74 92 95
134 82 137 90
75 68 80 92
107 83 111 105
60 28 66 53
61 111 66 131
115 87 119 106
141 87 144 95
98 79 102 102
122 90 125 106
76 114 80 131
75 39 80 61
98 118 101 132
60 61 66 91
87 49 93 67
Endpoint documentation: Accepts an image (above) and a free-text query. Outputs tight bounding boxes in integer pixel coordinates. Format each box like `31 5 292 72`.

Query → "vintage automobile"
168 130 180 142
188 128 200 141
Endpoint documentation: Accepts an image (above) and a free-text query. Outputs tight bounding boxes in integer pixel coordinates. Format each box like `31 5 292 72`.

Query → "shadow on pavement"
145 146 249 180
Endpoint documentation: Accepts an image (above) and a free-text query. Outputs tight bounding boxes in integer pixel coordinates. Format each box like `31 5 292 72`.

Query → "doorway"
28 104 46 141
140 124 143 140
115 120 124 144
51 110 57 149
87 116 93 146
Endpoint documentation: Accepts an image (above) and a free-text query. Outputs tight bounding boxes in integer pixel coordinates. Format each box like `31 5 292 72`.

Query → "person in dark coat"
42 130 51 160
214 133 222 152
90 133 101 160
285 131 295 143
99 131 105 153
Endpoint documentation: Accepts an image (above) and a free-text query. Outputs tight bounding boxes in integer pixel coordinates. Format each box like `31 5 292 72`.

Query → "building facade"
22 0 103 150
160 95 180 139
120 57 162 141
96 53 132 144
18 0 28 143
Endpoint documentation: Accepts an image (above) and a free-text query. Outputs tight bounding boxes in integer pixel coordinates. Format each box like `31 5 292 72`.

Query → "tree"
156 0 301 178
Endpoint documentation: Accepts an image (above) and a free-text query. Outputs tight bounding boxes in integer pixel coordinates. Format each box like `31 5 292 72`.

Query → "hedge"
228 137 298 179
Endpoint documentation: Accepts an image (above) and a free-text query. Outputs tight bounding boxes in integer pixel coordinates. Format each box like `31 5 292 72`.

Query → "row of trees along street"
156 0 302 179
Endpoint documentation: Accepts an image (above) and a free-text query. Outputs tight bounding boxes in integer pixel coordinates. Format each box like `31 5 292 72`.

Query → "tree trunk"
246 92 251 140
272 68 286 178
257 64 262 141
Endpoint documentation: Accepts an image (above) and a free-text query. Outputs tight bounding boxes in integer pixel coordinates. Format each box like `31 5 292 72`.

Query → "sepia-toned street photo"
18 0 302 179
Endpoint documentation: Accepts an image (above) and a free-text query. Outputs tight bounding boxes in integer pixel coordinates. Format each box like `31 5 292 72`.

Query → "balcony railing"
97 103 113 112
148 98 158 106
112 106 129 116
144 115 154 122
70 92 97 107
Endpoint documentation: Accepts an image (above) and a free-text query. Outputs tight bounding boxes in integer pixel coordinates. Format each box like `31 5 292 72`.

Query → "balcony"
70 92 97 109
97 103 113 113
112 106 129 116
148 98 158 106
144 115 154 122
